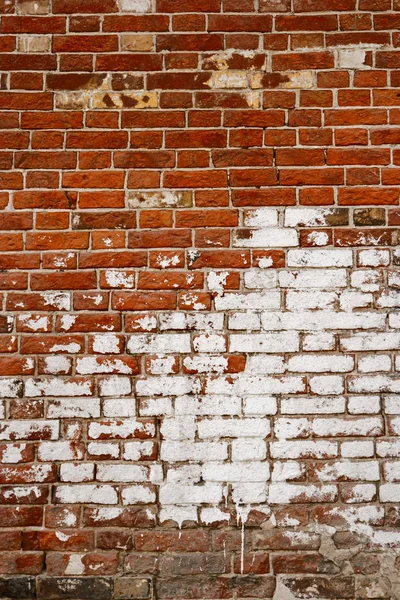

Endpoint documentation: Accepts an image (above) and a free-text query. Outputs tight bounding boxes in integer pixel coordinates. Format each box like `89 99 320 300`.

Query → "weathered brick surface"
0 0 399 598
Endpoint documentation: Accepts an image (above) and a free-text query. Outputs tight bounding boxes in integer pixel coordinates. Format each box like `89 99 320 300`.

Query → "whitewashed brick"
281 396 346 414
60 463 94 482
202 462 270 482
48 398 100 418
215 292 280 311
198 418 270 439
231 439 266 461
261 311 383 331
342 332 400 351
103 398 136 417
193 334 226 353
348 395 381 414
246 355 286 374
121 485 155 504
341 441 374 458
230 332 299 353
127 334 191 354
175 395 241 416
286 291 337 311
228 312 261 330
287 354 353 373
54 485 118 504
244 270 277 289
233 228 298 247
287 249 352 267
358 249 390 267
303 332 336 351
270 440 338 459
243 208 278 227
279 269 347 289
161 441 228 462
358 354 391 373
243 396 278 415
309 375 344 395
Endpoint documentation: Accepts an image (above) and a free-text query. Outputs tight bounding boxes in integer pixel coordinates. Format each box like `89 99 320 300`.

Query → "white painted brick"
160 417 196 440
228 312 261 331
118 0 151 12
25 378 92 397
92 334 120 354
270 440 338 459
303 333 336 351
339 291 373 311
136 376 200 396
97 464 149 482
198 418 270 439
287 354 353 373
243 208 278 227
121 485 155 504
235 375 305 395
103 398 136 417
377 290 400 308
48 398 100 418
383 462 400 482
287 249 352 267
358 249 390 267
203 462 270 482
348 375 400 394
284 207 340 227
351 270 383 292
159 483 223 504
231 482 267 504
230 332 299 353
87 442 120 459
215 292 280 311
390 313 400 329
244 270 277 289
380 484 400 502
261 311 383 331
279 269 347 289
344 484 376 503
243 396 278 415
76 357 133 375
384 395 400 414
286 291 337 311
193 334 226 353
309 375 344 395
315 460 379 481
233 228 298 248
38 441 83 462
60 463 94 482
175 395 241 416
358 354 391 373
231 439 266 461
88 419 155 440
54 485 118 504
377 441 400 458
161 441 228 462
147 355 178 375
341 441 374 458
246 355 286 374
348 395 381 414
274 418 311 439
183 356 229 373
123 441 155 460
127 334 191 354
271 461 305 481
138 397 173 416
312 417 383 437
268 483 337 504
342 332 400 351
159 313 224 331
281 396 346 414
389 270 400 288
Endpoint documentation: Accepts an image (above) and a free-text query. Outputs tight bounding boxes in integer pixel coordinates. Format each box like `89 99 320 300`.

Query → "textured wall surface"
0 0 400 598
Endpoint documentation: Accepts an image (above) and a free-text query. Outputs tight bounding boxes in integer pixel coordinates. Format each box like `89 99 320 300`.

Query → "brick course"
0 0 399 597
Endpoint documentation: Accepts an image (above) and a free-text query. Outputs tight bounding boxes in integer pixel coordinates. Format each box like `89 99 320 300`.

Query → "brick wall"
0 0 400 598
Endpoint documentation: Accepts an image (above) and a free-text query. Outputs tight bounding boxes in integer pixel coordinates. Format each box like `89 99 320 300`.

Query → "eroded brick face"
0 0 400 597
